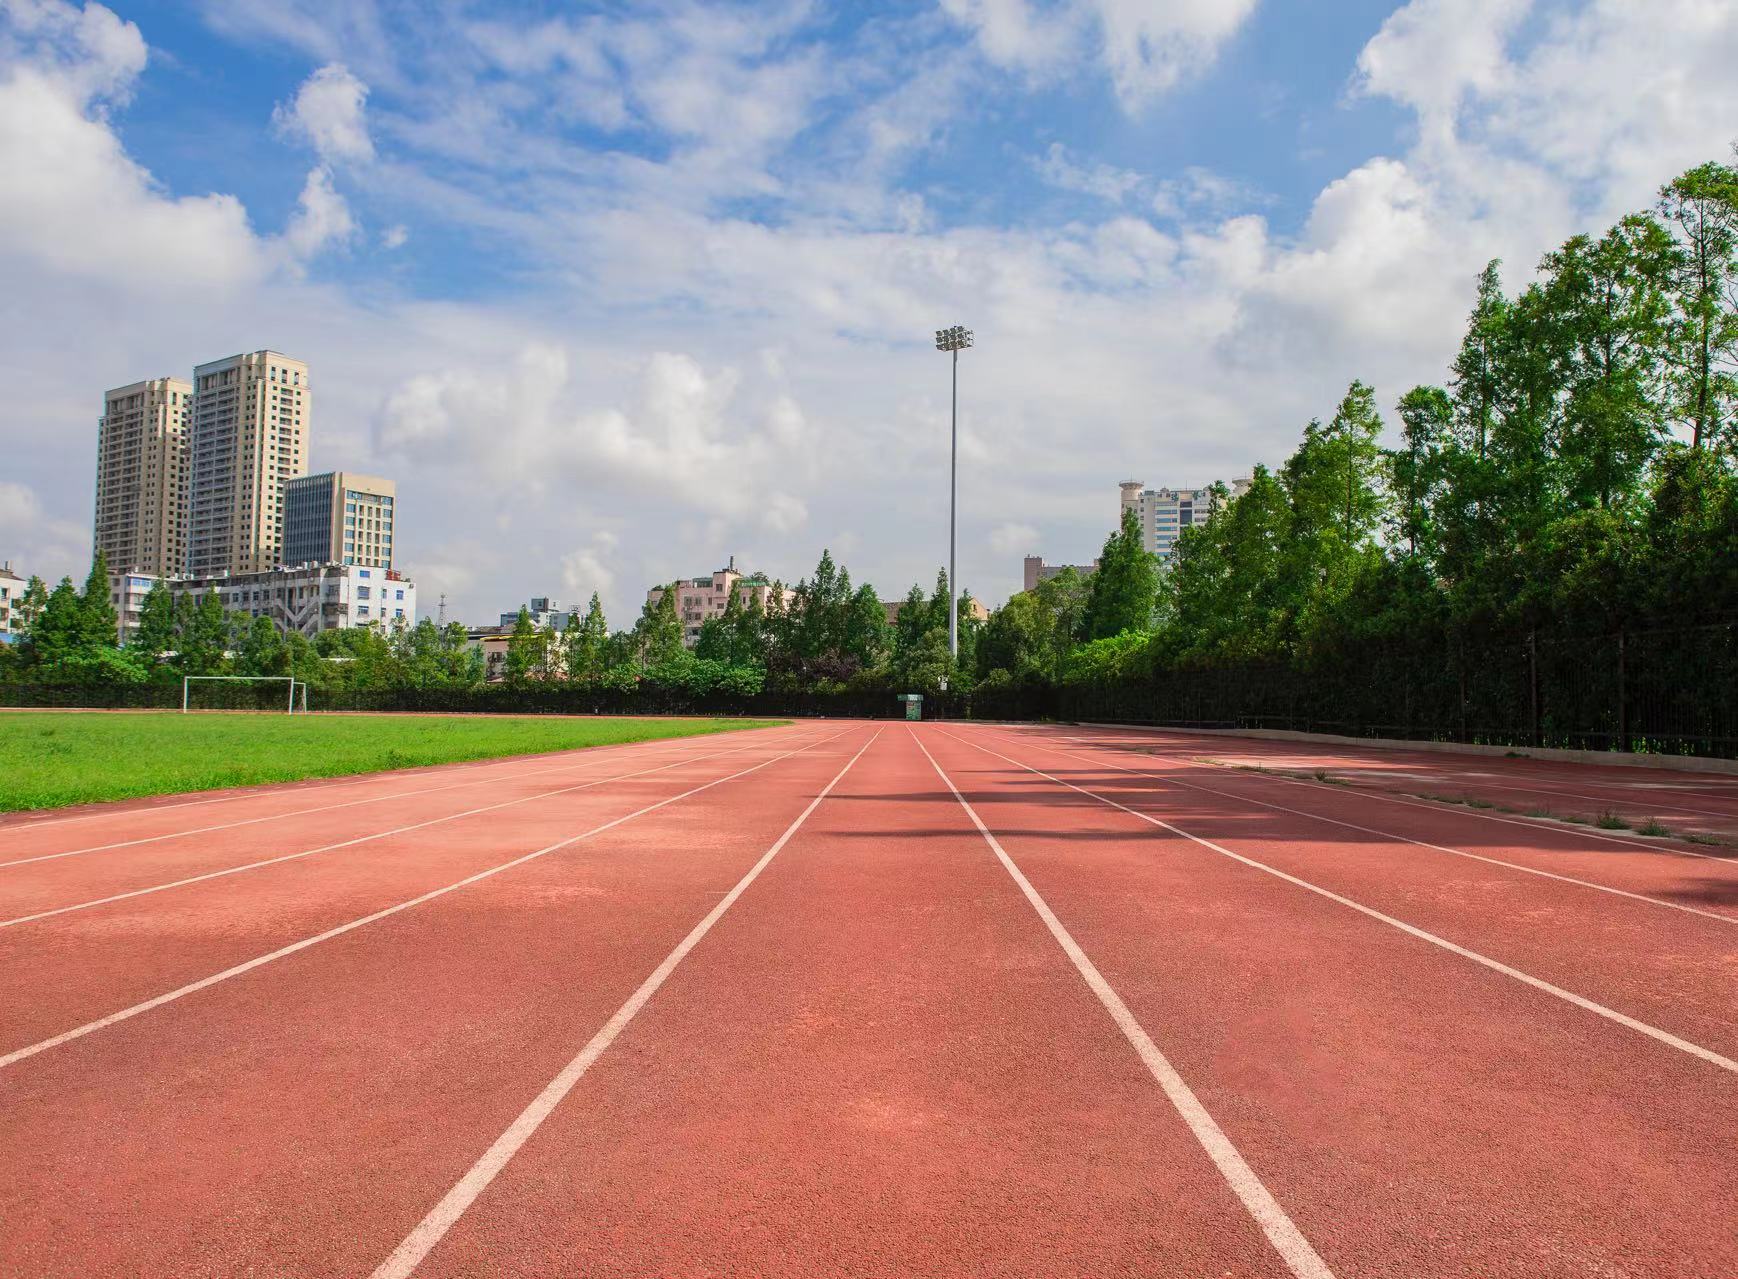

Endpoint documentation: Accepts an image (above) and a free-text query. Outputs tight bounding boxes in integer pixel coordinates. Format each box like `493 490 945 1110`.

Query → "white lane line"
911 731 1335 1279
1048 726 1734 863
945 729 1738 1079
0 731 824 930
0 727 857 1073
369 728 882 1279
0 729 796 869
989 732 1738 928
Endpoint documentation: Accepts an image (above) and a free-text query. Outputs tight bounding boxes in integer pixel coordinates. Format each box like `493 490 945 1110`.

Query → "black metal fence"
1060 621 1738 759
3 621 1731 756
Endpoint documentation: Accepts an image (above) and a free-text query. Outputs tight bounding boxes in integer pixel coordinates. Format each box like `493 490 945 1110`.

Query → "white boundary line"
989 731 1738 928
911 732 1335 1279
368 729 882 1279
1042 726 1735 863
0 728 792 869
942 729 1738 1078
0 727 858 1073
0 731 828 930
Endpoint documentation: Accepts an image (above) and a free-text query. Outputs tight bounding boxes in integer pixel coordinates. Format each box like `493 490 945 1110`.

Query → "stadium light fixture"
934 325 972 662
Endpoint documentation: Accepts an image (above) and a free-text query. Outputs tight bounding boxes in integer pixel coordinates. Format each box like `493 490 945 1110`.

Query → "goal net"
181 676 309 714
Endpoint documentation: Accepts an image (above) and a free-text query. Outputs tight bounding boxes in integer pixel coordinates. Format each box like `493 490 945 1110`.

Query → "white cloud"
273 62 373 163
380 223 408 249
989 521 1039 554
283 164 356 258
0 479 87 579
1033 142 1144 204
943 0 1259 107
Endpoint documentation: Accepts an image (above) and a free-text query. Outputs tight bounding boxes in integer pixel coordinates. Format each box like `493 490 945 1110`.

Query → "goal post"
181 675 306 714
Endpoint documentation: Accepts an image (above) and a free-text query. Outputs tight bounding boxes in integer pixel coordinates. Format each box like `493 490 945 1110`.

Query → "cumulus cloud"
943 0 1258 106
272 62 373 162
283 164 357 258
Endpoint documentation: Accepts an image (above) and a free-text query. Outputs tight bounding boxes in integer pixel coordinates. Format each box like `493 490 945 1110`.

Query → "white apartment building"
498 596 575 631
188 351 309 576
109 570 158 645
142 563 415 639
1119 477 1252 562
645 557 790 648
94 377 192 576
284 471 396 570
0 561 26 644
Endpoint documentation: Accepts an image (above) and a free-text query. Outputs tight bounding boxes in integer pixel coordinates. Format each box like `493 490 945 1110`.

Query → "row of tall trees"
974 158 1738 698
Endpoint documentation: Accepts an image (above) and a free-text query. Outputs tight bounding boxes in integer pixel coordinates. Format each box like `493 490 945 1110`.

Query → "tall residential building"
188 351 309 577
1119 477 1251 562
93 377 191 575
284 471 396 570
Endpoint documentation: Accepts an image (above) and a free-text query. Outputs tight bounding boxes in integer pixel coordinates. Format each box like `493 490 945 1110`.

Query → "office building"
109 570 158 645
645 557 791 648
188 351 309 577
93 377 191 576
284 471 396 570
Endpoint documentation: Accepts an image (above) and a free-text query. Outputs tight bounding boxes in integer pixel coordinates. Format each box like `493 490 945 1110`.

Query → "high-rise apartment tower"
187 351 309 576
284 471 396 571
93 378 192 575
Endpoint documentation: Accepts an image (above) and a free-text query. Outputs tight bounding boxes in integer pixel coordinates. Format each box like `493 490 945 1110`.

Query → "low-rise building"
109 570 158 644
498 596 574 631
0 561 26 644
464 626 513 682
646 557 791 648
135 562 416 638
882 596 990 627
1022 556 1098 593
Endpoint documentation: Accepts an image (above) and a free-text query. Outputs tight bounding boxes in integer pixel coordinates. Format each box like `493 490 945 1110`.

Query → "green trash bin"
897 693 923 721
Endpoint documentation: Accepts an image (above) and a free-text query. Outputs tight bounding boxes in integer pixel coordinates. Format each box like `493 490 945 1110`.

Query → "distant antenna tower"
437 593 447 626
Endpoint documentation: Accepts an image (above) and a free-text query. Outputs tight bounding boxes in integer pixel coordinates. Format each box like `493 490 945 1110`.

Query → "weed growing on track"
0 713 784 812
1637 818 1672 837
1596 809 1631 830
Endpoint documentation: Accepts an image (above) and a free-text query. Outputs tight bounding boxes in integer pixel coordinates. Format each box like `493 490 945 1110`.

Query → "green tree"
176 590 232 675
1657 161 1738 450
1081 506 1158 640
16 575 48 634
132 580 177 666
237 615 287 675
77 551 120 652
633 586 684 668
563 594 609 680
504 606 543 685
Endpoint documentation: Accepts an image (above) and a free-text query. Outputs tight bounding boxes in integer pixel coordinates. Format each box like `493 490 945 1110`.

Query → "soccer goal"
181 675 309 714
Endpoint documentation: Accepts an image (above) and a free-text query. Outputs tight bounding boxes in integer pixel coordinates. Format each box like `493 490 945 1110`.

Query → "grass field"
0 712 785 812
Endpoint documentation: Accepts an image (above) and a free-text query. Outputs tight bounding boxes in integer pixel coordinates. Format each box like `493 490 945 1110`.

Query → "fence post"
1528 630 1540 748
1616 629 1628 753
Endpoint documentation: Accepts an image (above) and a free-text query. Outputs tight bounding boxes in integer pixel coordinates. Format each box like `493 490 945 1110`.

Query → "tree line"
972 158 1738 706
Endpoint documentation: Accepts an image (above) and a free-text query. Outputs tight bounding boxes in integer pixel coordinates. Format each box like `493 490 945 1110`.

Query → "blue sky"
2 0 1735 626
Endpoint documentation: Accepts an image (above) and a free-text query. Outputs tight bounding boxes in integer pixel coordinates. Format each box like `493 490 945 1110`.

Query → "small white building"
0 561 26 644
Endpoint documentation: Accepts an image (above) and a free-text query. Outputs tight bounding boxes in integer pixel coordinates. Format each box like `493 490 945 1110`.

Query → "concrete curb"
1076 723 1738 777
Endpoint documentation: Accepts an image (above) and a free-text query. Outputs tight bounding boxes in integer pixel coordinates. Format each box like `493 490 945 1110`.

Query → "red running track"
2 720 1735 1277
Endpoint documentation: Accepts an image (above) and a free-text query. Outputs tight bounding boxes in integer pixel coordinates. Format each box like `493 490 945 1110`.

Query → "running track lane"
0 720 807 868
376 725 1312 1279
0 726 873 1276
918 724 1738 1276
0 727 813 918
958 727 1738 1061
0 728 845 1051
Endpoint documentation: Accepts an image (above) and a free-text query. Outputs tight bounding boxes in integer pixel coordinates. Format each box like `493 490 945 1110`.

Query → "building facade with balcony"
129 563 416 639
645 557 791 648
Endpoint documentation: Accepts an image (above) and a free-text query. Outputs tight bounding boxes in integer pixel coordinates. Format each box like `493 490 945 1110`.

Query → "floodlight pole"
949 342 958 661
934 324 972 663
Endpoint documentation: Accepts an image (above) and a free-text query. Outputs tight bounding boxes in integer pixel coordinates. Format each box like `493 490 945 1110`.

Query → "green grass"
0 712 785 812
1595 808 1632 830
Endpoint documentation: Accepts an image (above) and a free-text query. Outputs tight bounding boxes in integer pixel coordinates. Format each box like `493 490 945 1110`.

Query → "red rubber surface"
2 720 1734 1277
